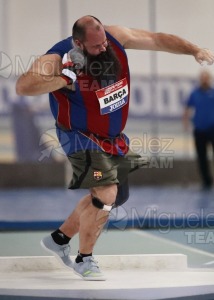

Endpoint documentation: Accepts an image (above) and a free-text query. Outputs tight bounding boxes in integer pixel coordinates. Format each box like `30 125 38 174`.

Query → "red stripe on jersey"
53 91 71 129
79 76 110 137
79 131 129 155
111 43 130 133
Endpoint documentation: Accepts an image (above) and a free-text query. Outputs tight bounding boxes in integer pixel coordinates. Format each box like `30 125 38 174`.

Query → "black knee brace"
91 196 115 212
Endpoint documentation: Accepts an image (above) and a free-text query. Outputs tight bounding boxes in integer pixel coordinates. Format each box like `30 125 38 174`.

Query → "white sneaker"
41 235 73 269
73 256 106 281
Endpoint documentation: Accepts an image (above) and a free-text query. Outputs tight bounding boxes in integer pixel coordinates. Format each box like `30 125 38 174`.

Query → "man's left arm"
105 25 214 65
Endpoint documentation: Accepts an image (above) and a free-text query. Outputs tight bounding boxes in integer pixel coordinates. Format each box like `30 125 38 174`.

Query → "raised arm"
105 25 214 65
16 54 70 96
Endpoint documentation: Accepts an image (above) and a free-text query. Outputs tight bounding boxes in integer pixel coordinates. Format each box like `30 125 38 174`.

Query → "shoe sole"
40 239 73 271
73 269 106 281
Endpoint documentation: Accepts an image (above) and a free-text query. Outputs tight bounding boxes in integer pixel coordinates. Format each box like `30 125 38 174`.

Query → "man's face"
79 27 108 56
200 71 212 89
74 26 121 85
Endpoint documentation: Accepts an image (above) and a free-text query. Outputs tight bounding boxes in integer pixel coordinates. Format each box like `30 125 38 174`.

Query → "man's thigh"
67 150 120 189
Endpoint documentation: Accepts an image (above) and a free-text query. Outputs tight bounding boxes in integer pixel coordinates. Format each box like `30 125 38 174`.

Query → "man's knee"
91 196 114 212
90 184 117 212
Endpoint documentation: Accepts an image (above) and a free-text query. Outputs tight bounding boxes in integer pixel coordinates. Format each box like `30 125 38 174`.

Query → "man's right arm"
16 54 70 96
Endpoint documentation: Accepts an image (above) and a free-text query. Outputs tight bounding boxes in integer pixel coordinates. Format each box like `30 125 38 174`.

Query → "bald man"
16 16 214 281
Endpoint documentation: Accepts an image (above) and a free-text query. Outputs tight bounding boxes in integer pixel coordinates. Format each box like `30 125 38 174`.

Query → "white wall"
155 0 214 76
3 0 214 76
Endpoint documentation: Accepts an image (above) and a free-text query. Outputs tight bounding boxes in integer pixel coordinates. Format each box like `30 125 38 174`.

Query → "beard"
83 43 121 87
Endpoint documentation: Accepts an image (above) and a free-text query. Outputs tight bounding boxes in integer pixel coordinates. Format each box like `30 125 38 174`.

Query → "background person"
183 70 214 190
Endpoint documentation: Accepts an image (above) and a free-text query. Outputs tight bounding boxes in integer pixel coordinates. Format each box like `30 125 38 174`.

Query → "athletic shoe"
40 235 73 269
73 256 106 281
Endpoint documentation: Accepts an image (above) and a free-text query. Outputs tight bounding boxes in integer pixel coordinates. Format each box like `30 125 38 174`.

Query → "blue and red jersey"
46 32 130 156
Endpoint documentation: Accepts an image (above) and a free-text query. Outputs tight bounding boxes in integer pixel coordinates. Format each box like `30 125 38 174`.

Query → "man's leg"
42 150 120 279
40 194 91 269
58 183 117 247
73 184 117 280
194 130 212 188
41 184 117 280
78 184 117 254
59 194 92 237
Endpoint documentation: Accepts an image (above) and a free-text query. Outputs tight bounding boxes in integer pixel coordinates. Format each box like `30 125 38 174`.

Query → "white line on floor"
133 230 214 258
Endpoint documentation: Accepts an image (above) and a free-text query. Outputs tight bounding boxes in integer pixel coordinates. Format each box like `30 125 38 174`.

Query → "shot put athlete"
16 15 214 280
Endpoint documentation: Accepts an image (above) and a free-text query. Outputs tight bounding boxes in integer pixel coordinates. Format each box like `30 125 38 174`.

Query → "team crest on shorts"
93 171 103 181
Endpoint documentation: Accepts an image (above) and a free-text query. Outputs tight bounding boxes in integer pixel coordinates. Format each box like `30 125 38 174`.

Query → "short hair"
72 15 102 42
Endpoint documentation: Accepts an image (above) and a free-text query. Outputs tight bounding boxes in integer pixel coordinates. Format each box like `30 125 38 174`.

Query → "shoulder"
189 86 201 95
104 25 131 47
104 25 155 50
46 36 72 57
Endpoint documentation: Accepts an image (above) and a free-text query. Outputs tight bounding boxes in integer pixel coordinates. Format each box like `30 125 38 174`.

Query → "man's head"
72 16 121 85
199 70 212 90
72 16 107 56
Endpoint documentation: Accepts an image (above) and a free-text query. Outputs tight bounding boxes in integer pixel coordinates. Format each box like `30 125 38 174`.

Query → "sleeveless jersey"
46 32 130 156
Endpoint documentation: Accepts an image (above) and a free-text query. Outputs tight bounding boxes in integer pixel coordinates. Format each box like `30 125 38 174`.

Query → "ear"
74 39 83 50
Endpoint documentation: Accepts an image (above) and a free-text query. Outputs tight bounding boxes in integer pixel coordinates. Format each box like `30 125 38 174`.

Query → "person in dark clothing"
183 70 214 190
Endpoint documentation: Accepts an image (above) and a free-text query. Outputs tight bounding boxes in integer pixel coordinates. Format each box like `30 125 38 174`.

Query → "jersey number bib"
95 78 128 115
